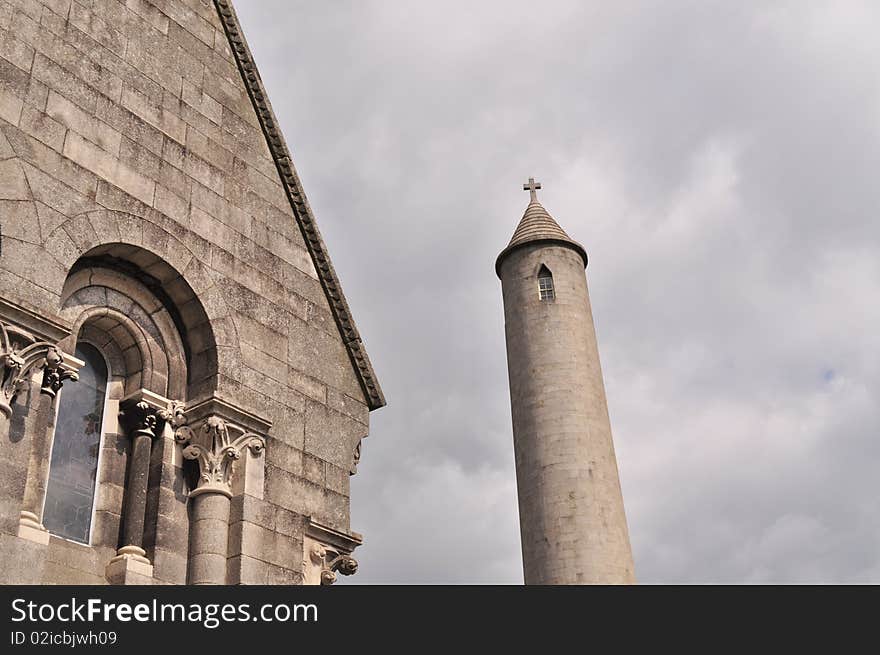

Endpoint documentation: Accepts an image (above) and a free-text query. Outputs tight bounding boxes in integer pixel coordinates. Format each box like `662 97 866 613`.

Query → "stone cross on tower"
523 177 542 202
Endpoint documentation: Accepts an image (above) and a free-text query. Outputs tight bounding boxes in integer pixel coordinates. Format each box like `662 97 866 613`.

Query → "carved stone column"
0 315 76 584
175 415 265 585
0 325 84 541
18 348 81 544
106 389 172 585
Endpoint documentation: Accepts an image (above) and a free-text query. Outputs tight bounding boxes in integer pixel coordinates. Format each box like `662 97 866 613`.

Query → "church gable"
214 0 384 411
0 0 382 410
0 0 381 585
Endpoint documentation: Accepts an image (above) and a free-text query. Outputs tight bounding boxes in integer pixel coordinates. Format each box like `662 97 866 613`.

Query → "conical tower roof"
495 180 588 276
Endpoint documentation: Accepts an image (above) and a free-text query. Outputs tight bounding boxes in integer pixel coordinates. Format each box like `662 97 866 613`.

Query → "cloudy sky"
235 1 880 583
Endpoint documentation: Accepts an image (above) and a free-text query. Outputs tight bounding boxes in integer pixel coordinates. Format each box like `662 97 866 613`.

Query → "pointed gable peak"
215 0 384 410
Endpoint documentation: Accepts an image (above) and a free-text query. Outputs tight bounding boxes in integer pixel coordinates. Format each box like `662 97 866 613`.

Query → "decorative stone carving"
350 438 362 476
39 348 79 398
121 401 165 440
175 416 265 498
117 390 183 439
163 399 187 430
309 543 358 585
0 322 78 418
303 518 363 585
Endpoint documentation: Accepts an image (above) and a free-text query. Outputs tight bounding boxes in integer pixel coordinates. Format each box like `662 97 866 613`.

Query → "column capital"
175 415 265 498
119 389 175 440
180 395 272 435
1 322 82 418
40 347 82 398
169 395 271 498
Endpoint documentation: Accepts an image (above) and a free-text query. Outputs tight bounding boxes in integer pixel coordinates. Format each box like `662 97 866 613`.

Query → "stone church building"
0 0 385 584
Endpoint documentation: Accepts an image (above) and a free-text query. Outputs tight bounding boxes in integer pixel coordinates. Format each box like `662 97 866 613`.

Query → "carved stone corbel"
309 543 359 585
303 518 363 585
349 437 363 476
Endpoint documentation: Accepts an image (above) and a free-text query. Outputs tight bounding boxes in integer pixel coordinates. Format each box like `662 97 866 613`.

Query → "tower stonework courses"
496 179 636 584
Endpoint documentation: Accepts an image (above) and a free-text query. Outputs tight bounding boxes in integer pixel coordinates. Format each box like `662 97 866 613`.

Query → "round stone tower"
496 178 635 584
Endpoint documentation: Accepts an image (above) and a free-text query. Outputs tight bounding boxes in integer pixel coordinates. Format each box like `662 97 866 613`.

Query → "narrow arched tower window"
538 265 555 301
43 343 109 544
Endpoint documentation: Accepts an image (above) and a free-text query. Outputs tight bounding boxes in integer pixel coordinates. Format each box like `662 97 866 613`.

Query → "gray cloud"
235 0 880 583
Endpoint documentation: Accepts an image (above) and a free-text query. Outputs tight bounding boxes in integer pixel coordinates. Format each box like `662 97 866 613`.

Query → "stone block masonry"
497 188 635 584
0 0 383 586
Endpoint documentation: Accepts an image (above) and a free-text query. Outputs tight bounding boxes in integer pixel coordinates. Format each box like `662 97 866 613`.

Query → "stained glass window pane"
43 343 108 544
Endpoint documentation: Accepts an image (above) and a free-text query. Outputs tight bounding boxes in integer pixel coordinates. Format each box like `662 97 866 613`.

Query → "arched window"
538 265 555 301
42 343 109 544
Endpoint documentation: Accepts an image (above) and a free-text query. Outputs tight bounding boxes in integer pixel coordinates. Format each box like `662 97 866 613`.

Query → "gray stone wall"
500 242 635 584
0 0 376 584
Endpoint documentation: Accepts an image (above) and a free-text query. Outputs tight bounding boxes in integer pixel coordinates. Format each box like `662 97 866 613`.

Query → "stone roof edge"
214 0 386 410
495 237 588 278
